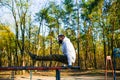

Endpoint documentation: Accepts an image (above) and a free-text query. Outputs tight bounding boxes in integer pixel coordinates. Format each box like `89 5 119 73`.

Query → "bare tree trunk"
76 0 80 67
108 37 110 55
85 47 88 69
11 0 19 66
92 36 97 69
102 25 107 66
49 36 53 67
111 22 115 58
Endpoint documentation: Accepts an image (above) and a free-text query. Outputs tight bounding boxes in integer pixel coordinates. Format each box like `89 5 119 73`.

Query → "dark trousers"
29 52 68 64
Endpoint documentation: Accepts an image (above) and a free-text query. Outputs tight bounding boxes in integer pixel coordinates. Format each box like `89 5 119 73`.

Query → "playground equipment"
105 56 114 80
113 48 120 80
0 66 80 80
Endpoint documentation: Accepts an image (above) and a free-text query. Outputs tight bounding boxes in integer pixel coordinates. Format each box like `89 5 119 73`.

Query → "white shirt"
62 37 76 65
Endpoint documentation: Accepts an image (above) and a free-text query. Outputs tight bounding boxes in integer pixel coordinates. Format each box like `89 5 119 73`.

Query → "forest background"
0 0 120 70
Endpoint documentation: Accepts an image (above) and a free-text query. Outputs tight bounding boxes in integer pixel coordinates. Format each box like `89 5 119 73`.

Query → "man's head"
58 34 65 44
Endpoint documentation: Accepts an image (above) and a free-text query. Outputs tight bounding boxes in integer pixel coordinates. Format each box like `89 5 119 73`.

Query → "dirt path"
14 75 112 80
0 70 120 80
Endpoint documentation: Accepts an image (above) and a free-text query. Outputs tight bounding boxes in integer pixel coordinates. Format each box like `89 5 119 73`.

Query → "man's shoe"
68 65 72 68
29 52 37 60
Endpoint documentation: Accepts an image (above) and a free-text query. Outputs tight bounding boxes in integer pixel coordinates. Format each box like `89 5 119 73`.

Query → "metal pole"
113 55 116 80
30 70 32 80
105 57 107 80
56 69 60 80
11 71 14 80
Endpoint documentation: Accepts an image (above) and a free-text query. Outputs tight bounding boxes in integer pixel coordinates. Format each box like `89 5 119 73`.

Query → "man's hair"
58 34 65 37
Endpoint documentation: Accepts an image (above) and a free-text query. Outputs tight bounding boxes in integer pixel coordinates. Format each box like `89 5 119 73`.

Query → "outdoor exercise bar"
0 66 80 80
113 48 120 80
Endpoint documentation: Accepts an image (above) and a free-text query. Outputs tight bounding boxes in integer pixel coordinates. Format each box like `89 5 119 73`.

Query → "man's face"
58 36 63 44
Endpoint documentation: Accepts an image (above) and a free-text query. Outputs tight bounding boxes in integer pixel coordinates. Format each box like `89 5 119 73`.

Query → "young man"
58 34 76 67
29 35 76 67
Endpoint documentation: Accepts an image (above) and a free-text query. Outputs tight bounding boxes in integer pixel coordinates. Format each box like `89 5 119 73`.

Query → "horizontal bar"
0 66 80 71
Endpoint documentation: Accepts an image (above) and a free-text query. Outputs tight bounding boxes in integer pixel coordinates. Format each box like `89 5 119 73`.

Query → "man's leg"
66 55 73 67
29 52 68 64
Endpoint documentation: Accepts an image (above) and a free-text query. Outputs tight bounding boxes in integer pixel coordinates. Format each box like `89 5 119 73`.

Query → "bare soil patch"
0 70 120 80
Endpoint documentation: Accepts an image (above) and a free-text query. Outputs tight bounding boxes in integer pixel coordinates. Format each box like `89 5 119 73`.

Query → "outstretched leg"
29 52 68 64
